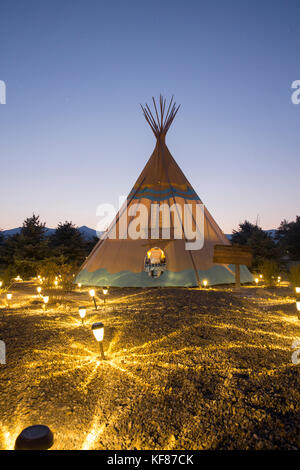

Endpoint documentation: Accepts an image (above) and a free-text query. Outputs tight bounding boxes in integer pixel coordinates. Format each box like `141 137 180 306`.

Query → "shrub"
13 259 39 279
36 258 77 291
259 259 280 287
2 264 18 287
289 265 300 287
59 263 77 292
37 259 60 288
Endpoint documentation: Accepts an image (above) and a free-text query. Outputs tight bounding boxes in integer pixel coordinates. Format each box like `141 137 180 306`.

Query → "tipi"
76 96 253 287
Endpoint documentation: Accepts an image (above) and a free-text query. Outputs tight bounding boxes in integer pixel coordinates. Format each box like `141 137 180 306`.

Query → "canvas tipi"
76 96 253 287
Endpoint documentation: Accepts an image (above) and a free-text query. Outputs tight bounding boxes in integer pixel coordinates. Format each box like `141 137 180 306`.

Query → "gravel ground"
0 282 299 450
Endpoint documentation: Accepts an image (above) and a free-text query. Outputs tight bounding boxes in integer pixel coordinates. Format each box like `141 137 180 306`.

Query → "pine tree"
16 214 49 261
49 221 87 265
277 216 300 261
0 215 48 277
232 220 280 270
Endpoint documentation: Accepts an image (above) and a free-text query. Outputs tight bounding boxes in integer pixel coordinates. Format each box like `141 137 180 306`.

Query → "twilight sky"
0 0 299 234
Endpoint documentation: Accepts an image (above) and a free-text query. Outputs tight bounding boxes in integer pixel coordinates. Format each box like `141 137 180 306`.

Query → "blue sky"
0 0 299 233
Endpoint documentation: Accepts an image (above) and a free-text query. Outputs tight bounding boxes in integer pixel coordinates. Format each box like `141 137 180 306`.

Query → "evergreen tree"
277 216 300 260
49 221 87 265
0 229 4 254
0 215 48 277
0 229 5 269
231 220 279 271
85 235 99 254
15 214 48 261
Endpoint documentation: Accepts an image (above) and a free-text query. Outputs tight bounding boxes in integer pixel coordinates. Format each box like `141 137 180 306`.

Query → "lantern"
15 425 53 450
89 289 97 310
92 322 105 359
78 306 86 324
102 287 108 304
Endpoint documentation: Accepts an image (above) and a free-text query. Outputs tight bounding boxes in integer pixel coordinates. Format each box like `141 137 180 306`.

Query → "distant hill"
226 229 277 242
2 226 276 242
2 225 99 240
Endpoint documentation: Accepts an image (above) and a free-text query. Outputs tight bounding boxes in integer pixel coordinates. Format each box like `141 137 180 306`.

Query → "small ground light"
259 274 263 279
6 293 12 308
255 278 259 285
0 280 3 288
203 280 208 288
77 283 82 289
89 289 98 310
92 322 105 359
296 301 300 319
103 287 108 303
37 286 42 295
78 306 86 324
15 425 54 450
54 280 58 287
295 287 300 294
43 296 49 311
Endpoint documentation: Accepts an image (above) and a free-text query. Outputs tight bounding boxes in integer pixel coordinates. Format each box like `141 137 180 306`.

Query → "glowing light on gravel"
0 423 22 450
282 316 299 324
107 360 157 391
81 420 106 450
3 284 300 450
77 362 101 392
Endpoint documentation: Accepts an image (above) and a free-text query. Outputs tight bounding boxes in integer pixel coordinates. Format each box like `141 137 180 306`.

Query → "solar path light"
296 301 300 320
15 425 54 450
102 287 108 304
6 293 12 307
78 306 86 325
43 296 49 311
92 322 105 359
89 289 98 310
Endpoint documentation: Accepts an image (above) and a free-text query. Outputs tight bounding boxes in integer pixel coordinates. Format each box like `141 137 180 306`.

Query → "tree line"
231 216 300 284
0 215 98 287
0 214 299 287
